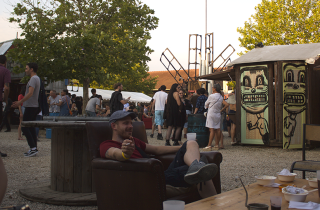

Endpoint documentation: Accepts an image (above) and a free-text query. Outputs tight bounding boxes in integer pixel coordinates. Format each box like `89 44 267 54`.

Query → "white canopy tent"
67 86 152 104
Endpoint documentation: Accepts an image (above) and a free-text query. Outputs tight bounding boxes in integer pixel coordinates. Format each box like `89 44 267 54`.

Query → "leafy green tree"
89 63 158 95
8 0 158 112
237 0 320 55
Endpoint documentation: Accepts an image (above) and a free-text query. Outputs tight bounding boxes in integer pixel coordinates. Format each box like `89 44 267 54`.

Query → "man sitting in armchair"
100 110 218 198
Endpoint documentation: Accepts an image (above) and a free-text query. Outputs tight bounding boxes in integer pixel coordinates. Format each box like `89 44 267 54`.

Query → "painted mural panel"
240 65 269 145
283 63 306 149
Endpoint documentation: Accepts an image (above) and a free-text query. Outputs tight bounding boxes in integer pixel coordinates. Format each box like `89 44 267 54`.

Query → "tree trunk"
82 78 90 115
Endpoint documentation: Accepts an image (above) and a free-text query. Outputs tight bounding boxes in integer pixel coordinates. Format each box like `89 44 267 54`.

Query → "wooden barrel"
187 114 209 148
51 127 93 193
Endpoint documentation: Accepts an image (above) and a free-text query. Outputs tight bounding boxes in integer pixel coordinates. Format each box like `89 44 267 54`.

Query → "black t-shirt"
184 99 192 111
75 101 82 114
110 91 123 114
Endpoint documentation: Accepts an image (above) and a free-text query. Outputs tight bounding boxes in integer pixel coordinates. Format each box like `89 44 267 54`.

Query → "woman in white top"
204 84 227 149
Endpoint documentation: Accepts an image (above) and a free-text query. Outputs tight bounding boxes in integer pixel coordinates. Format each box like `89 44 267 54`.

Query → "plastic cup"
163 200 185 210
270 196 282 210
186 133 196 141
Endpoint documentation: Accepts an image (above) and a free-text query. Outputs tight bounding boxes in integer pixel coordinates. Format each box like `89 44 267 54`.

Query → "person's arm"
173 92 181 106
96 104 103 111
56 96 64 106
151 99 155 112
120 95 131 105
204 95 211 109
220 100 229 112
12 86 34 107
3 83 10 104
145 144 181 156
194 108 199 114
104 138 135 161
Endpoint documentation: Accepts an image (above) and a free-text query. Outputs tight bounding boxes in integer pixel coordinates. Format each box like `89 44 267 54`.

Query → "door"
282 63 306 149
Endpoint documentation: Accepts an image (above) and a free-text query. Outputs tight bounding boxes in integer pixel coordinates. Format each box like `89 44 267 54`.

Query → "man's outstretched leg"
183 141 218 193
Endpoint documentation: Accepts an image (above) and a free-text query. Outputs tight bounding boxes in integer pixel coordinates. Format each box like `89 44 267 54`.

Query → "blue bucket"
49 113 60 116
46 128 52 139
187 114 209 148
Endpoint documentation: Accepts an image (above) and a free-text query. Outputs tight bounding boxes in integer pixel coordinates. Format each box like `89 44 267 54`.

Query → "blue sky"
0 0 262 71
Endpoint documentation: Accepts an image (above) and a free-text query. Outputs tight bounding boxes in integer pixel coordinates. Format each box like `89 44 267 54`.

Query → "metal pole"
205 0 207 35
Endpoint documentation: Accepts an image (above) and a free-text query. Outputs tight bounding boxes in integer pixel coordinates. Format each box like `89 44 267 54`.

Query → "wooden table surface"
185 179 320 210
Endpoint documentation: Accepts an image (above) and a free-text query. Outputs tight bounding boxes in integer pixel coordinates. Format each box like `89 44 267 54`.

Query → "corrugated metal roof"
0 40 14 55
227 43 320 67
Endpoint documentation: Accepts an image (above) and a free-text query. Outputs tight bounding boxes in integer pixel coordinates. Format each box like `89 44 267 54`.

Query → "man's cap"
109 110 136 123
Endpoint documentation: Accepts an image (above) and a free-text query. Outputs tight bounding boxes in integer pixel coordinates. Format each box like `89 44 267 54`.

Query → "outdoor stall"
200 43 320 149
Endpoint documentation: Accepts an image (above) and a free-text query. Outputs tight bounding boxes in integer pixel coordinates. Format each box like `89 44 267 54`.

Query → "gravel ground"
0 127 319 209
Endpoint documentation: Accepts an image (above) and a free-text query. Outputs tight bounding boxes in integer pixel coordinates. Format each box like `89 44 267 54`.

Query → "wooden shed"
200 43 320 149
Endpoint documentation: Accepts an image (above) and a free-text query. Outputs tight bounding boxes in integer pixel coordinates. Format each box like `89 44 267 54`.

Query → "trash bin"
46 128 52 139
187 114 209 148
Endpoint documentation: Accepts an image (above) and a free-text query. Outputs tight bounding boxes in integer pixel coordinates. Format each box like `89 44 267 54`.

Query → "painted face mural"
240 66 269 145
283 63 306 149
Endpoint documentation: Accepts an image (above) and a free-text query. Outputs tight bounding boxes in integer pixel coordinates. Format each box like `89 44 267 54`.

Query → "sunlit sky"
0 0 262 71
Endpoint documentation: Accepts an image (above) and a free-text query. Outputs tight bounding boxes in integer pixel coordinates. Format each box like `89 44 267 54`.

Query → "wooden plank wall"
275 61 283 143
307 59 320 125
51 128 92 193
235 65 241 143
268 63 275 142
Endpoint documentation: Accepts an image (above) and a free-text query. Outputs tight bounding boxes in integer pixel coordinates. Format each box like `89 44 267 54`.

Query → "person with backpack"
109 83 130 115
12 63 41 157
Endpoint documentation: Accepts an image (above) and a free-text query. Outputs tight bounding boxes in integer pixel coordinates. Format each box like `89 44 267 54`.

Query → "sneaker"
165 140 171 146
157 133 163 140
184 160 218 185
24 149 38 157
150 134 154 138
0 152 7 157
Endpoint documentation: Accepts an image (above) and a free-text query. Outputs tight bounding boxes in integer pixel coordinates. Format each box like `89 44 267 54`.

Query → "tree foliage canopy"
237 0 320 55
8 0 158 99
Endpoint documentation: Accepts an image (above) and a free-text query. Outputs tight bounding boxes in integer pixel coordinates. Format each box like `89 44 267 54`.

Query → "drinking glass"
187 133 196 141
270 196 282 210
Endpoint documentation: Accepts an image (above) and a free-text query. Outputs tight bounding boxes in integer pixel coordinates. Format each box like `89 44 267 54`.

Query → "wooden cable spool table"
19 120 105 206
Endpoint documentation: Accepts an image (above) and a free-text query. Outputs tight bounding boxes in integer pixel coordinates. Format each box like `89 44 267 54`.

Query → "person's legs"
165 125 173 146
183 140 200 166
155 110 163 140
3 111 10 131
206 128 215 148
35 115 42 138
227 126 231 137
214 128 221 147
0 103 6 157
231 123 236 143
219 130 224 148
197 180 217 198
22 107 39 156
173 126 183 146
150 115 155 137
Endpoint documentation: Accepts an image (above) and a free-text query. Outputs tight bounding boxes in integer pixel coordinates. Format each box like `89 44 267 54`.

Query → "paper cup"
163 200 185 210
187 133 196 141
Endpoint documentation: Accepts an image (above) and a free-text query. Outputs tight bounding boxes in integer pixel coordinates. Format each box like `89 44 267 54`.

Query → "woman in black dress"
165 84 186 146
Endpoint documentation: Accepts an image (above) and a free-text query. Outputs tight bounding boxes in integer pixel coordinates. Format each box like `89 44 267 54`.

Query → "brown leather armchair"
0 157 7 205
86 121 223 210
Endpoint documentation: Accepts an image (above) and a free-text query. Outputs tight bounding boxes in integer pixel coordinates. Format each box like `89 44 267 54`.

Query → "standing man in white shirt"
151 85 167 140
48 90 61 115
